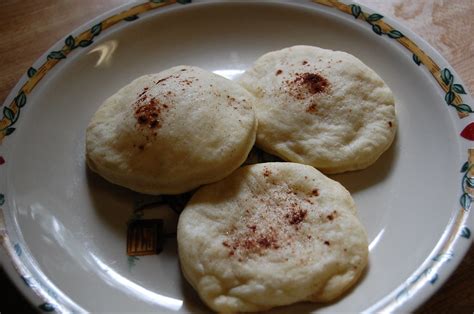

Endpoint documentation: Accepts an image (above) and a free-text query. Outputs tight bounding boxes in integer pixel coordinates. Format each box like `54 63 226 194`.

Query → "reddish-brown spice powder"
138 87 149 98
306 103 318 113
134 99 162 129
288 207 308 225
284 72 330 100
326 210 337 221
263 167 272 177
296 73 329 94
221 186 315 258
155 76 170 85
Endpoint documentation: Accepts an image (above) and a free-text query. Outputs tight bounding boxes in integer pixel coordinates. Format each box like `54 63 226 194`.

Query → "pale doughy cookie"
178 162 368 312
86 66 257 194
238 45 396 173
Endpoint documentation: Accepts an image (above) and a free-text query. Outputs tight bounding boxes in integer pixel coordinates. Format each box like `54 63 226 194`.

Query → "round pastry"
238 45 396 173
178 162 368 312
86 65 257 194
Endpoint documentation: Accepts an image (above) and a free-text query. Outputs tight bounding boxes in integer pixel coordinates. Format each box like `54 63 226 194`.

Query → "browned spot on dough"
276 69 283 75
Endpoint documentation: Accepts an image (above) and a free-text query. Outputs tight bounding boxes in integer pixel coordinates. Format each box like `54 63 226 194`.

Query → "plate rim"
0 0 472 312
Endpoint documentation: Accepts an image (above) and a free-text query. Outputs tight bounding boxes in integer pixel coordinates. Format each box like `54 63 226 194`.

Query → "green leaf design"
27 67 37 78
372 24 382 35
124 15 139 21
5 127 15 135
65 35 75 49
453 84 466 94
396 288 409 302
15 91 27 108
460 192 471 209
461 226 471 239
432 252 453 262
456 104 473 113
78 39 93 47
0 193 4 205
91 23 102 36
14 243 22 257
3 107 15 121
367 13 384 22
38 302 55 312
412 267 437 285
412 54 421 66
429 273 438 284
350 4 361 18
387 30 403 39
21 275 32 287
177 0 192 3
466 177 474 188
441 68 453 85
47 50 66 60
445 91 455 105
128 255 140 270
461 161 469 172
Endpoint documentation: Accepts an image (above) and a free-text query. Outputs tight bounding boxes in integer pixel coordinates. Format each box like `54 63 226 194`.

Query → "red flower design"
461 123 474 141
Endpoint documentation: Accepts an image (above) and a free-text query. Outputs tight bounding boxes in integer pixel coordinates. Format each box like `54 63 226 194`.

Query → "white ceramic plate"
1 0 473 312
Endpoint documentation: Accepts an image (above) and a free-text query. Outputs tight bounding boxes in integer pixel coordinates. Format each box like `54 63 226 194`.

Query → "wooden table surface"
0 0 472 312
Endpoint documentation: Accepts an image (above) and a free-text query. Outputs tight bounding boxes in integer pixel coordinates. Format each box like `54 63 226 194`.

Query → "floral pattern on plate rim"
312 1 472 310
0 0 471 312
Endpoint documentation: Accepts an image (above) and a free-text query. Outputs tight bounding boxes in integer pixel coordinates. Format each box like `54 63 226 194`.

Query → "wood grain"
359 0 474 95
0 0 472 312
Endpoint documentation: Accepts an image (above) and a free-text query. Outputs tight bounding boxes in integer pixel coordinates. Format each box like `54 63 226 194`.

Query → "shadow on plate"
85 166 138 235
178 271 210 313
330 134 399 194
